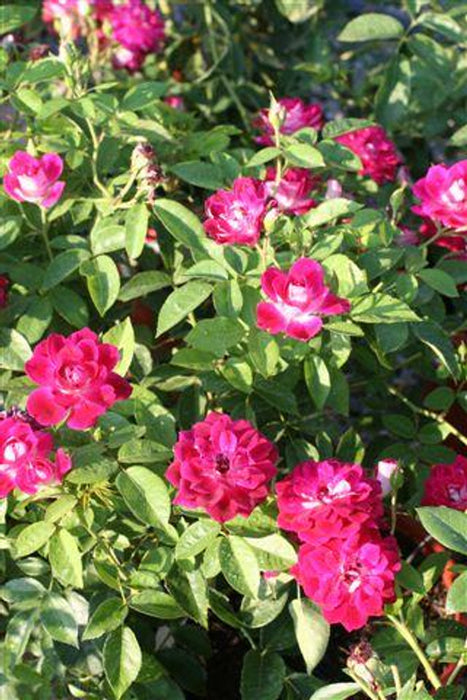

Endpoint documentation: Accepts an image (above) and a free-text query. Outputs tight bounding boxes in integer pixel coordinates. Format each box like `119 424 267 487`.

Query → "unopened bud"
375 459 399 496
268 95 286 134
325 178 343 199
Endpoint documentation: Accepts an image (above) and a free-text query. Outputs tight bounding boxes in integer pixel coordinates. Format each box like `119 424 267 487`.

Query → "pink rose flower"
25 328 132 430
3 152 65 209
375 459 399 497
421 455 467 511
264 167 318 215
257 258 351 342
276 459 383 543
203 177 268 246
0 413 71 497
335 126 401 185
253 97 324 146
291 529 401 631
412 161 467 231
110 0 165 56
166 412 278 522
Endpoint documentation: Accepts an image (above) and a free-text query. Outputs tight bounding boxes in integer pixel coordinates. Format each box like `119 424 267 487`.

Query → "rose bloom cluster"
277 459 401 631
42 0 165 72
204 105 402 248
0 329 132 499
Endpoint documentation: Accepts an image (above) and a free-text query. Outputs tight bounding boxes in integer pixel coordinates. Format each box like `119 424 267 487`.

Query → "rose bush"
0 2 466 700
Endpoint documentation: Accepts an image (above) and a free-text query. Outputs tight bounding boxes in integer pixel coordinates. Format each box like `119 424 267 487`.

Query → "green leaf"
176 521 221 560
116 466 171 530
17 296 53 344
245 148 281 168
49 530 83 588
413 322 460 379
118 270 171 302
50 286 89 328
351 293 419 323
240 650 285 700
122 81 167 110
156 281 212 337
322 254 368 297
338 13 404 42
125 203 149 259
289 599 330 674
302 199 362 227
41 249 90 291
322 118 375 140
423 387 455 412
40 592 78 647
317 140 362 171
166 564 209 628
0 328 32 371
419 12 463 42
245 534 297 571
83 598 128 641
153 198 207 254
418 269 458 298
310 683 360 700
417 507 467 555
80 255 120 316
1 578 45 609
275 0 318 23
4 610 36 667
0 2 37 34
184 260 229 281
221 358 253 393
66 456 118 484
14 522 55 559
284 144 325 169
102 317 135 376
219 536 261 598
450 125 467 147
186 317 245 356
397 562 425 594
170 161 225 190
248 328 280 378
0 217 21 250
90 220 125 255
103 626 142 700
446 571 467 613
129 590 185 619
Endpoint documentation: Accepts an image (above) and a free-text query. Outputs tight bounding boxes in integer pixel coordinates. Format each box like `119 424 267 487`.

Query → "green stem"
388 385 467 448
40 207 53 261
446 641 466 685
84 117 110 197
345 669 380 700
387 615 442 690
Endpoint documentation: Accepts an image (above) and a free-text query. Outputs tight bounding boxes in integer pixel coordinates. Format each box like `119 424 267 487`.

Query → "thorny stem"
40 207 53 261
387 615 442 690
446 652 465 685
388 385 467 447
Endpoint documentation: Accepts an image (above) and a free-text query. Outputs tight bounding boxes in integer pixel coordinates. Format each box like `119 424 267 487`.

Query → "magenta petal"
27 388 68 427
8 151 38 175
41 181 65 208
3 174 24 202
67 400 105 430
286 316 322 340
257 301 287 335
319 293 351 316
289 258 324 285
40 153 64 181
